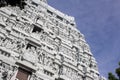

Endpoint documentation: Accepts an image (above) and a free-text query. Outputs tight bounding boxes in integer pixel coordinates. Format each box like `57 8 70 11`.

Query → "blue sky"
48 0 120 78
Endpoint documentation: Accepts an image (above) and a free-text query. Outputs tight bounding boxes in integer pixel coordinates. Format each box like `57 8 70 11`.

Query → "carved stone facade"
0 0 106 80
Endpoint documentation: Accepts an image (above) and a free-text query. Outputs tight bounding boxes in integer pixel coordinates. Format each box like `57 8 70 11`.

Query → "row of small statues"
0 35 96 68
0 36 58 70
0 37 97 80
62 66 81 80
0 4 86 49
0 60 87 80
11 8 82 44
0 37 25 53
0 10 87 54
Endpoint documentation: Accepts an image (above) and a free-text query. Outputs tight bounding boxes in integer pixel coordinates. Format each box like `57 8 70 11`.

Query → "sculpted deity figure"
1 70 8 80
46 57 53 68
1 38 8 47
5 40 12 49
30 73 37 80
53 45 59 52
8 66 18 80
77 75 82 80
39 32 45 41
24 23 31 33
37 48 44 64
67 68 71 77
83 44 90 53
23 47 30 59
7 70 13 80
0 37 4 46
43 55 47 66
59 65 63 75
53 64 59 74
11 40 18 52
35 31 40 39
69 35 74 43
7 66 17 80
23 46 38 65
16 40 25 53
62 67 67 75
31 47 38 64
0 15 7 26
32 31 40 40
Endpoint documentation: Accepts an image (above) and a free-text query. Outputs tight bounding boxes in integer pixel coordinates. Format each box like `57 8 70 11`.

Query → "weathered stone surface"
0 0 106 80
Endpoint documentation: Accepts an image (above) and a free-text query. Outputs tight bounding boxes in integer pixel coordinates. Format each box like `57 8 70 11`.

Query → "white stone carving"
23 47 38 64
0 0 103 80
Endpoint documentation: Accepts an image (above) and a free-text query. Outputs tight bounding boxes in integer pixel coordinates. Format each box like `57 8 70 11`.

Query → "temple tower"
0 0 106 80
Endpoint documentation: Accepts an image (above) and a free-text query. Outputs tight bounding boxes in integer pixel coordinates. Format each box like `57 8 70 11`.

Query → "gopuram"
0 0 106 80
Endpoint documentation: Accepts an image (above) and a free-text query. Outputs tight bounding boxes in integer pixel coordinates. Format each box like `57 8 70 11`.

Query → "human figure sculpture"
30 73 38 80
7 69 13 80
2 70 8 80
53 64 59 74
0 15 6 25
5 40 12 49
0 37 4 46
43 55 47 66
38 49 43 64
23 46 38 65
62 67 67 75
1 39 8 47
9 66 18 80
11 40 17 51
31 47 38 64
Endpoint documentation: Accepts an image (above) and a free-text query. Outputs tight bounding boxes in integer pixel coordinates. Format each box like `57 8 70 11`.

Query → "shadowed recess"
0 0 26 9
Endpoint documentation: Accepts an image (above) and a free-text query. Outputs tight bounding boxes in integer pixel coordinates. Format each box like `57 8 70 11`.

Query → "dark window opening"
70 23 74 26
31 1 38 6
47 10 53 15
47 46 53 51
89 63 92 68
55 78 64 80
56 15 63 21
32 25 43 33
26 43 36 49
49 32 54 35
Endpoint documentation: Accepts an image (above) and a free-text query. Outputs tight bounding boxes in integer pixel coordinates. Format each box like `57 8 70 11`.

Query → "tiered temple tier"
0 0 101 80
